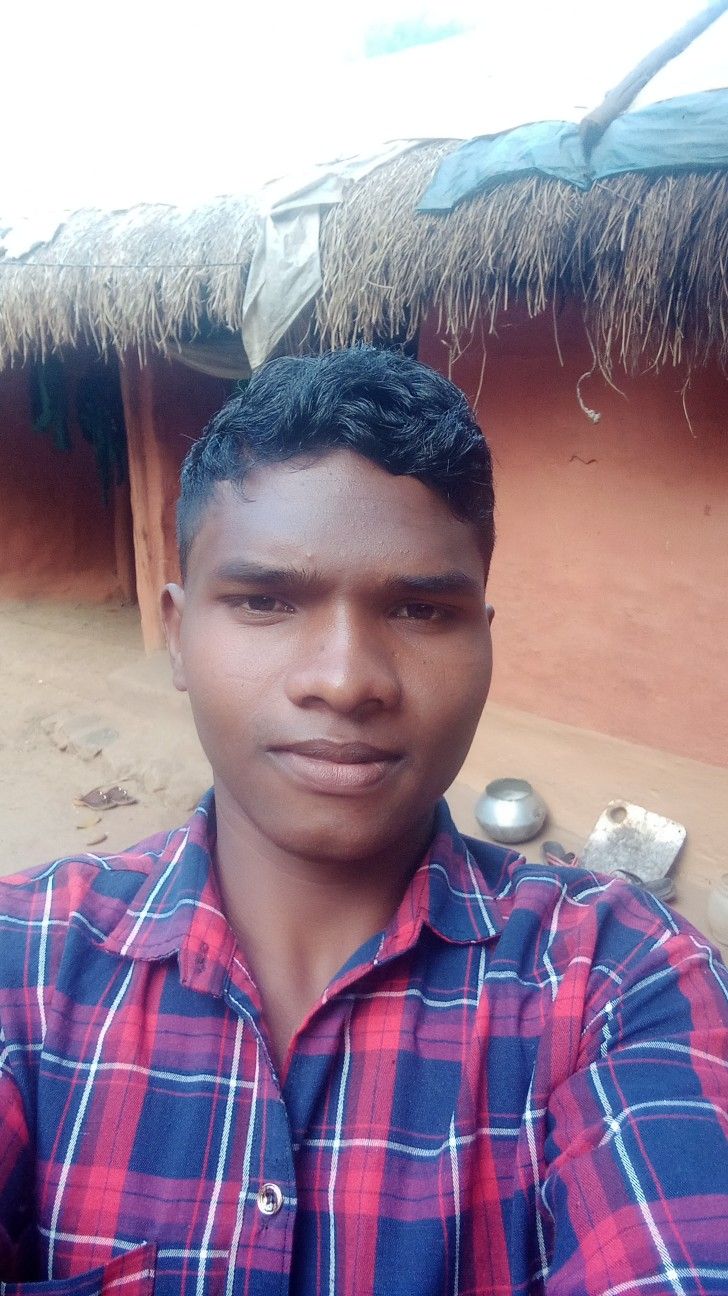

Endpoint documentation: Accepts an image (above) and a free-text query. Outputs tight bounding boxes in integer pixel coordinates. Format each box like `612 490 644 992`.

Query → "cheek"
448 659 492 730
412 636 492 740
180 623 272 724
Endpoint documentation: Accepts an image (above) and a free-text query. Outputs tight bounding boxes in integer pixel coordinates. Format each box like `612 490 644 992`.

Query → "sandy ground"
0 599 210 870
1 598 725 945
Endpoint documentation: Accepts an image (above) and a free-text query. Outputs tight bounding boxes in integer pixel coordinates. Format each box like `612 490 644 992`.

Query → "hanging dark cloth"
28 354 127 505
30 356 71 452
75 357 128 506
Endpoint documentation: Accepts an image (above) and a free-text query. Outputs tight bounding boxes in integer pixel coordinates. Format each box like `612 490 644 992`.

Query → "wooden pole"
119 352 170 653
580 0 728 149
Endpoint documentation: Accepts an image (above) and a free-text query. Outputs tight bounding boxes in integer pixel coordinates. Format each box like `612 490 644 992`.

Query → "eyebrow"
213 561 483 599
381 571 484 598
213 561 314 587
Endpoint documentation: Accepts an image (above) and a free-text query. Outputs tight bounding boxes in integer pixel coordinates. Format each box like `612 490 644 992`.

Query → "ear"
161 583 187 692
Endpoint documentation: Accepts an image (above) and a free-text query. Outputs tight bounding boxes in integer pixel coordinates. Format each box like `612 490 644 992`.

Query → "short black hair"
177 347 495 577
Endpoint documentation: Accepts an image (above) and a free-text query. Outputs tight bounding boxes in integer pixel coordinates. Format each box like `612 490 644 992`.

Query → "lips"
269 739 401 795
275 739 397 763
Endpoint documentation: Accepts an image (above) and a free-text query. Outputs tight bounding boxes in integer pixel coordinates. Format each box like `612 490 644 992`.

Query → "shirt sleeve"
542 924 728 1295
0 1042 34 1279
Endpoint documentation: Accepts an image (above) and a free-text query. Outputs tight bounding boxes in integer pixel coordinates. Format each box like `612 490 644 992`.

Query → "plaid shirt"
1 792 727 1296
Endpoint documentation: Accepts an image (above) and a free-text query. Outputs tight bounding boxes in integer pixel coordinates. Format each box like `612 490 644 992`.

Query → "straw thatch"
1 142 727 378
316 141 728 377
575 170 728 374
0 196 256 366
317 142 580 349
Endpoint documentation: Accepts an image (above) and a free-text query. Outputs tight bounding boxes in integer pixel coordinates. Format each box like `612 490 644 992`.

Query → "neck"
211 785 434 1070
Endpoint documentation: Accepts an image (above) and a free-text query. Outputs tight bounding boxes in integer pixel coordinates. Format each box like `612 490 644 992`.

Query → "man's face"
163 450 493 864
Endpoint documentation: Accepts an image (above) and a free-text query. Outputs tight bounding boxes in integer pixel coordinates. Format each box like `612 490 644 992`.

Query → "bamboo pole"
580 0 728 149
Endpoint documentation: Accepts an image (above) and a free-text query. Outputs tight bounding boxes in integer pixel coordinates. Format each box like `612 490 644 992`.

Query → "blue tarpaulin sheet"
418 90 728 211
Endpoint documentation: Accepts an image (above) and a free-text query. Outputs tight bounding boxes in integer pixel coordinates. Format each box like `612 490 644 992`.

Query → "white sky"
1 0 724 215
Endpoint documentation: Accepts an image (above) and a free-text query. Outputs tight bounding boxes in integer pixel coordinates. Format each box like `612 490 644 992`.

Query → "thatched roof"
1 144 727 377
316 141 728 377
0 196 256 365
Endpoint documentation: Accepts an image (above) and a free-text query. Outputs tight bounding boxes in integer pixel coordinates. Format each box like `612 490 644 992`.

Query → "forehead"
187 451 485 584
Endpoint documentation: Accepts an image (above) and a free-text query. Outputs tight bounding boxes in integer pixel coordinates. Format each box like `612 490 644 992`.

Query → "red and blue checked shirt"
1 791 727 1295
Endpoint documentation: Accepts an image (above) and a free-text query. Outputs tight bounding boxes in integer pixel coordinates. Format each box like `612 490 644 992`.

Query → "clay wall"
419 307 728 767
0 360 121 601
0 353 230 635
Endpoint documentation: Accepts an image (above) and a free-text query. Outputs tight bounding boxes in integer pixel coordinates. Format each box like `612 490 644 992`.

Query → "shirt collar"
101 790 236 996
375 797 506 964
100 792 507 987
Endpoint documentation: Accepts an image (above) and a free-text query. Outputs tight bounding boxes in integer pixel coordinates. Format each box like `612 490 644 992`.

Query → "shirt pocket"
0 1242 156 1295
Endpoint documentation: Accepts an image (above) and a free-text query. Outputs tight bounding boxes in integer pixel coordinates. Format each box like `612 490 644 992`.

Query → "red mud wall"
419 308 728 767
0 363 120 601
0 353 229 632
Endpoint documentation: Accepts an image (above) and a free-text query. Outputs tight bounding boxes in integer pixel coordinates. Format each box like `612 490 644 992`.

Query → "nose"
285 607 402 717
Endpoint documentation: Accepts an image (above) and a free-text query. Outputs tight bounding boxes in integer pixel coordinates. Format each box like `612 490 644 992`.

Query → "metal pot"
475 777 548 845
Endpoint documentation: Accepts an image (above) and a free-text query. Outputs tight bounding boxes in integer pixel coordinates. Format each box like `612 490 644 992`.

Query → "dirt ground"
1 598 725 946
0 599 210 870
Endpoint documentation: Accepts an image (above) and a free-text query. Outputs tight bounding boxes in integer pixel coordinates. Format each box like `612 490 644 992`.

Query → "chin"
280 820 393 865
263 796 419 865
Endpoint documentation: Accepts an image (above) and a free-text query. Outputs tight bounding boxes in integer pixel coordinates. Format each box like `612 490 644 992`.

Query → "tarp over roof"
418 91 728 209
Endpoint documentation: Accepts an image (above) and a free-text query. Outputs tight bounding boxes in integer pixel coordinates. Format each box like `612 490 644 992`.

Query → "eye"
225 594 294 615
393 602 448 622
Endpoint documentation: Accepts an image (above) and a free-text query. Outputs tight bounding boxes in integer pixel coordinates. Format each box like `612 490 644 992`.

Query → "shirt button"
256 1182 284 1216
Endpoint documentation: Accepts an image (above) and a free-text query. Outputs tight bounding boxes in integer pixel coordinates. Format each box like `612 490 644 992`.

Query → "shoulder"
0 823 187 978
464 827 685 944
0 821 182 901
463 832 728 1000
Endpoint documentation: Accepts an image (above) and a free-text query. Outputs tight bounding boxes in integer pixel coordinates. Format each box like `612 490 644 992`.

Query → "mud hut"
0 197 256 641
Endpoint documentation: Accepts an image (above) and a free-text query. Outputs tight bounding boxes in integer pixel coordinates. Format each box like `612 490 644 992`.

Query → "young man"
0 348 726 1295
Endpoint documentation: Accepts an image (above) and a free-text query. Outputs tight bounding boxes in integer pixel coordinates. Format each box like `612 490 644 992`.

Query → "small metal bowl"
475 777 548 844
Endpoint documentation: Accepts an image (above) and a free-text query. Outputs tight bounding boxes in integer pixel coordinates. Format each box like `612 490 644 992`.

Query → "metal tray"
580 800 686 886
